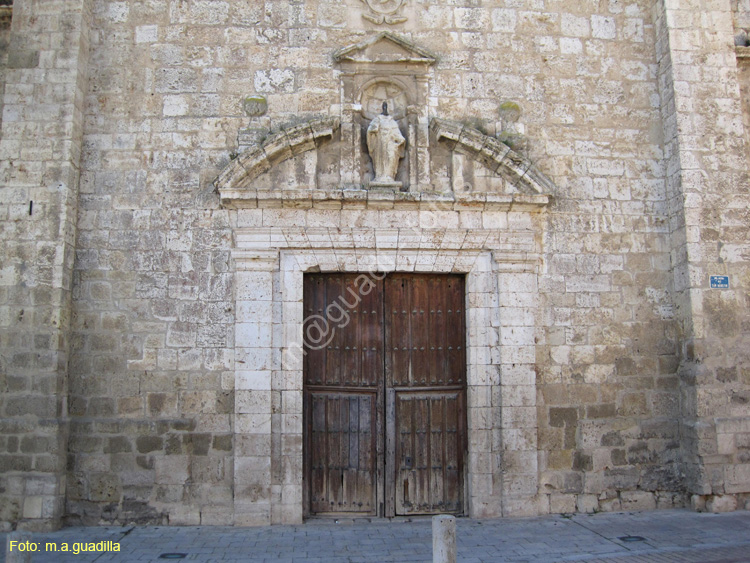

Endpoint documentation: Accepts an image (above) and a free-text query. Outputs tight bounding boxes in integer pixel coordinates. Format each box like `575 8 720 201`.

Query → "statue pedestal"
369 180 404 191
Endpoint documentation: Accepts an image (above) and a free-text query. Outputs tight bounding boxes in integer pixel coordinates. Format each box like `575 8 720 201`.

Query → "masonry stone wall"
1 0 749 529
656 0 750 511
0 3 12 131
0 0 91 531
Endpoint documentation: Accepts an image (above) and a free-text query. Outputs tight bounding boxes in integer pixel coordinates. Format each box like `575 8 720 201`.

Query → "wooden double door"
303 273 466 518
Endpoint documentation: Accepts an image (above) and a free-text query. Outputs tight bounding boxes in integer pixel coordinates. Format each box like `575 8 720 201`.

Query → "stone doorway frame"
232 236 542 525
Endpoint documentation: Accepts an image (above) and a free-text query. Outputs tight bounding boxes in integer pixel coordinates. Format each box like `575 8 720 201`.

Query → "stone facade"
0 0 749 530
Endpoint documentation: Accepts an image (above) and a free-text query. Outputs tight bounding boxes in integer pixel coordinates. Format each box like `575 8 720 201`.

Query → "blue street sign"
710 276 729 289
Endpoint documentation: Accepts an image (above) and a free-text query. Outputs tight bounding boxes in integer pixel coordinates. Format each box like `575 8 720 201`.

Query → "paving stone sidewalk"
3 509 750 563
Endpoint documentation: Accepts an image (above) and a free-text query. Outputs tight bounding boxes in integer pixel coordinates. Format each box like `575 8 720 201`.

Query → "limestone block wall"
654 0 750 508
735 1 750 153
0 2 12 131
59 0 682 526
0 0 91 530
1 0 749 529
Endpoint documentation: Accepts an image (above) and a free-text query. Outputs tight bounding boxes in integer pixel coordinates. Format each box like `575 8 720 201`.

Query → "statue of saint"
366 102 405 185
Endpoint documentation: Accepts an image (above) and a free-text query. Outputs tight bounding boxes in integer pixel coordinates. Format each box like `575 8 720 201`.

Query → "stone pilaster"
0 0 91 530
233 250 279 526
654 0 750 501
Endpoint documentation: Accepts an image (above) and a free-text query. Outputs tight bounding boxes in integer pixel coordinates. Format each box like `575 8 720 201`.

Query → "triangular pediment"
333 32 436 65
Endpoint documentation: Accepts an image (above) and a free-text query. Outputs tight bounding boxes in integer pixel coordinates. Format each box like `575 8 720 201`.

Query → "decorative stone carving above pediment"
359 0 408 25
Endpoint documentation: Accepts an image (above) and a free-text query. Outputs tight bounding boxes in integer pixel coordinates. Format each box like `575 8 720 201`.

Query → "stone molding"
233 226 541 256
214 117 340 191
221 186 549 211
430 118 555 195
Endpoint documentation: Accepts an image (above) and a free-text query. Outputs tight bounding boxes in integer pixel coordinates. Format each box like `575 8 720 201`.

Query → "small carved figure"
366 102 405 184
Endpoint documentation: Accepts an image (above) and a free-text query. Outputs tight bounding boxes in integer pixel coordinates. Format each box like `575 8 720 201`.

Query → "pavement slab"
2 509 750 562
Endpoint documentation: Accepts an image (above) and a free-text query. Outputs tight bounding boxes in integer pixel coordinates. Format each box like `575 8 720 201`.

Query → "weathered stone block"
576 494 598 513
88 474 121 503
620 491 656 511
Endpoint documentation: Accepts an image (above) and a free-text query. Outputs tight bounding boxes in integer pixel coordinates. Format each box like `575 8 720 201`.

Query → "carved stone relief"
217 33 555 204
360 81 408 121
360 0 408 25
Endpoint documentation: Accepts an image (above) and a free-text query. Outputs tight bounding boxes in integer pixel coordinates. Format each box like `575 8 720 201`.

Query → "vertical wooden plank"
309 394 325 513
327 395 339 510
304 275 326 386
353 277 363 388
446 276 466 386
324 276 341 386
457 391 465 513
388 276 403 515
444 393 460 512
372 276 385 517
345 396 356 509
411 277 429 386
428 276 445 386
385 386 396 517
386 274 408 388
430 396 445 511
341 276 355 388
359 395 374 512
361 275 383 388
395 395 412 514
416 396 429 512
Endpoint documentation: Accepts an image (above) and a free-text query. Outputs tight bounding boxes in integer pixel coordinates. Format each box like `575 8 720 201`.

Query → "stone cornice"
220 187 549 211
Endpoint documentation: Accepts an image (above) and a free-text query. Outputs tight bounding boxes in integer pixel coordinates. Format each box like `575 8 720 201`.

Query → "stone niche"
333 32 435 191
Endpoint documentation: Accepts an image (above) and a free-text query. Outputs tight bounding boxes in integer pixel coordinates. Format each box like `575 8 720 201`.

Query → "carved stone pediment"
215 33 555 207
215 115 553 210
215 117 340 191
333 32 436 67
333 33 434 191
430 118 555 196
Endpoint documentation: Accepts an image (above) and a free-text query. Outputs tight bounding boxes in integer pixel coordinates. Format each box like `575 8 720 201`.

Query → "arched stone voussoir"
430 117 555 195
215 116 340 191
